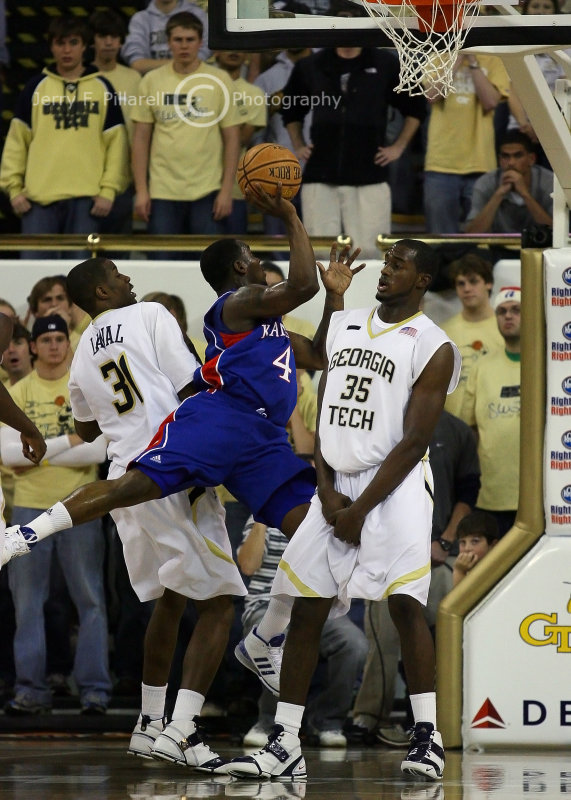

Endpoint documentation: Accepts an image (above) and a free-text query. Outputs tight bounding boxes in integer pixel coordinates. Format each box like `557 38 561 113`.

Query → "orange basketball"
237 143 302 200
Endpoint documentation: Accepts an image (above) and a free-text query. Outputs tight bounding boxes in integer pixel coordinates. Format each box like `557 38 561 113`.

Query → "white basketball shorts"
111 487 246 602
271 461 433 617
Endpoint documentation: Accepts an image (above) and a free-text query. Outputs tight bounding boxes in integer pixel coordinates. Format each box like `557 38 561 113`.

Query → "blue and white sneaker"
1 526 37 568
228 725 307 780
234 627 284 696
401 723 445 781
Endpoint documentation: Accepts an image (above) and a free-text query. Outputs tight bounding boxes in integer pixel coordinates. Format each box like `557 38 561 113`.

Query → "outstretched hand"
317 243 366 297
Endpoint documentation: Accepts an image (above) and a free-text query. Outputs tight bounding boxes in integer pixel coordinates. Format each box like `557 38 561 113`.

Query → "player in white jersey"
67 257 246 774
228 239 461 783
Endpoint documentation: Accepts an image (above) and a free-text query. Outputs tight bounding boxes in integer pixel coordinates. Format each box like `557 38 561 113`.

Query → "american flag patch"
400 327 418 337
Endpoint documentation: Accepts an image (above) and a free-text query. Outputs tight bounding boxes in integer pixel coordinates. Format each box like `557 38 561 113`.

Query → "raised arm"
222 186 319 330
290 243 365 371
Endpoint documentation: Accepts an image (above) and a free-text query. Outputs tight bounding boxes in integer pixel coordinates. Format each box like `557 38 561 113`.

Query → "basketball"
237 143 302 200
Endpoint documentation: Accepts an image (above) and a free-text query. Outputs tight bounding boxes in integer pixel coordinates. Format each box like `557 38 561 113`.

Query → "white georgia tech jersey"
319 307 461 474
69 302 199 471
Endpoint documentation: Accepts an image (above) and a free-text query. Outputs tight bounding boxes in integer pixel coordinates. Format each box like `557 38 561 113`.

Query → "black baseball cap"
31 314 69 340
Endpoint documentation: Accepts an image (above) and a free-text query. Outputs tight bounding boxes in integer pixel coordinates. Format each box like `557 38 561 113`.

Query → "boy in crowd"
452 510 500 586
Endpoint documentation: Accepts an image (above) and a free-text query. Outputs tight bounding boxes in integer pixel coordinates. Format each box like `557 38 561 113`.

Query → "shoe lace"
408 731 434 758
189 716 219 755
191 716 207 740
262 724 285 752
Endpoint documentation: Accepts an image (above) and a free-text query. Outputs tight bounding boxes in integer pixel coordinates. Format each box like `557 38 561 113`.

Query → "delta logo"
471 698 506 729
563 268 571 286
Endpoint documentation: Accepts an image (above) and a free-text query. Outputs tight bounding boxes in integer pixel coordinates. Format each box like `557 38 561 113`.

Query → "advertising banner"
463 536 571 746
545 248 571 535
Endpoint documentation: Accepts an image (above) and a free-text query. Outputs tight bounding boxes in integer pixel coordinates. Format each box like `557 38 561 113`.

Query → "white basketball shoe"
401 723 445 781
1 526 36 568
150 718 231 773
227 725 307 780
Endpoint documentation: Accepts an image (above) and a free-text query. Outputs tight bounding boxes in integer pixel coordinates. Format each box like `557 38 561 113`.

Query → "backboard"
208 0 571 51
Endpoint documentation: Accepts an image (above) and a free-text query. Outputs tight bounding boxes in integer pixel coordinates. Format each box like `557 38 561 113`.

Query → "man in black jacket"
281 0 426 258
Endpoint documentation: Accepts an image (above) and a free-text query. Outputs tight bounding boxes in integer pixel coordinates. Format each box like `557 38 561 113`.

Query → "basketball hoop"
361 0 482 97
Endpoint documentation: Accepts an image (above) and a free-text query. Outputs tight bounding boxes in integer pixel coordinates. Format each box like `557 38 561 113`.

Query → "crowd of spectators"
0 0 562 256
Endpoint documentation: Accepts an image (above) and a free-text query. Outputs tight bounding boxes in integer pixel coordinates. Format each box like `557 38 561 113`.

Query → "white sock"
141 683 167 720
256 596 293 642
410 692 437 728
24 502 73 543
172 689 205 721
275 701 304 736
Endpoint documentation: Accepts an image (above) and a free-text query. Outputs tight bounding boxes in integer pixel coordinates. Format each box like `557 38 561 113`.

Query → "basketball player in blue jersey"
0 185 363 589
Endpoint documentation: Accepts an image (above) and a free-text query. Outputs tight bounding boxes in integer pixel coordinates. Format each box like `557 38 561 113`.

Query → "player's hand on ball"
318 243 366 296
245 182 296 220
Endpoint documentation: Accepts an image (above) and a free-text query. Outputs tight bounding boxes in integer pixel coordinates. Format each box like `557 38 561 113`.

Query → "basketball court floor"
0 736 568 799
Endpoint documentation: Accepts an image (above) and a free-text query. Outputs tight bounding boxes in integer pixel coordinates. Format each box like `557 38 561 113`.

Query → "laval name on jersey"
90 324 124 355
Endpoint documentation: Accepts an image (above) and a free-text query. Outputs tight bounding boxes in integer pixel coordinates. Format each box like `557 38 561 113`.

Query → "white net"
361 0 482 97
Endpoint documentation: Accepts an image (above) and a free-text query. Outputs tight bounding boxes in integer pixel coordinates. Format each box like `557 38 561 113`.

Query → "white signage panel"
463 536 571 746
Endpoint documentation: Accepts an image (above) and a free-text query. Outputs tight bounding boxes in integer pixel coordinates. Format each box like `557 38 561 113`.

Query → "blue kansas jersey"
192 291 298 428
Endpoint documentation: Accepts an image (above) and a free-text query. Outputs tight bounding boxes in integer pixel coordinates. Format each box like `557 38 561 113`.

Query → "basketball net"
361 0 481 97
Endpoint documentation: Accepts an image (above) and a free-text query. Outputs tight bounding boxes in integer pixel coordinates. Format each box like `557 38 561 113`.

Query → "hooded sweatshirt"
0 65 128 204
121 0 210 66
